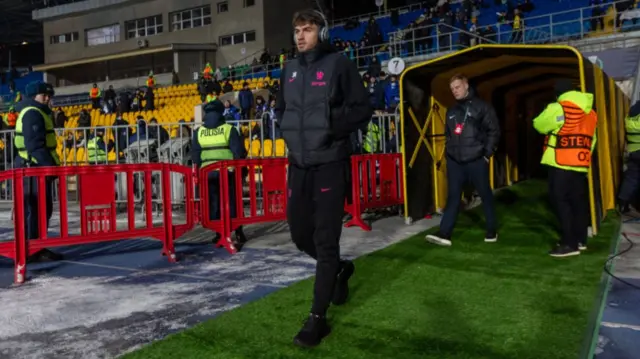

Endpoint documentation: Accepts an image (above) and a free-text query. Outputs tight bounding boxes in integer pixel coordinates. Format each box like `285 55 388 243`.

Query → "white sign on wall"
387 57 406 75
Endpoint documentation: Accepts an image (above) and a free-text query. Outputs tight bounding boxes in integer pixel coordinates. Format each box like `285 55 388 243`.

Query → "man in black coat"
275 9 373 348
426 74 501 247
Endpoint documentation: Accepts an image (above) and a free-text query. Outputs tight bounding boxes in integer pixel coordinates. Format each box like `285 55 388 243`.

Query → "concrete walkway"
595 213 640 358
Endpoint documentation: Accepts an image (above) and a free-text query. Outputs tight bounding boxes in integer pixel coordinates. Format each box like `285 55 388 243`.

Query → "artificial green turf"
124 179 619 359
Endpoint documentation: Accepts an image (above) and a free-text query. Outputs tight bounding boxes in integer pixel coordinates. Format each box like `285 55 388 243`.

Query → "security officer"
533 80 597 257
87 128 114 164
191 99 248 250
14 81 63 262
618 101 640 213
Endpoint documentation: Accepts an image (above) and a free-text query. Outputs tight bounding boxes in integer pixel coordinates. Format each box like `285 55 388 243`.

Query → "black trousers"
618 151 640 204
287 161 349 315
440 156 497 237
548 167 589 249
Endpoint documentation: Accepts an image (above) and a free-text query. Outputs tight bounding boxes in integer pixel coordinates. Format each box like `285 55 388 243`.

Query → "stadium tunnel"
399 44 629 235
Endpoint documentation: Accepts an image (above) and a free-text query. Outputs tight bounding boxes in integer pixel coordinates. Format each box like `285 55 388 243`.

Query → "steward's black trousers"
287 160 349 315
548 167 589 249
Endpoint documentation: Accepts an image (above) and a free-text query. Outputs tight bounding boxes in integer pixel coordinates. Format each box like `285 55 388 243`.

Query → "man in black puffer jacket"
275 9 373 348
426 73 500 247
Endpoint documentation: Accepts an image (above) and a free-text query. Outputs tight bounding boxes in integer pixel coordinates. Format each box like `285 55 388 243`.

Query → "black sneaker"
234 227 248 252
549 245 580 257
293 313 331 348
484 232 498 243
27 248 64 263
425 232 451 246
332 260 355 306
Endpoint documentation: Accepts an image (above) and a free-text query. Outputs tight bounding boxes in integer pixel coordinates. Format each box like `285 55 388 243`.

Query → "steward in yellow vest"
533 80 596 258
14 81 64 262
87 128 114 164
618 101 640 213
191 99 248 250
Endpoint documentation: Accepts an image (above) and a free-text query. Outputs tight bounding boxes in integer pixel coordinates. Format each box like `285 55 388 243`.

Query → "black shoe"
484 231 498 243
579 243 587 251
618 202 631 214
549 245 580 257
234 227 248 252
293 313 331 348
27 248 64 263
425 232 451 246
332 260 355 306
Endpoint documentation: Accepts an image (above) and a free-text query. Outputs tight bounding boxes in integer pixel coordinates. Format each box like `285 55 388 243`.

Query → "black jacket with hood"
444 88 500 163
275 42 373 168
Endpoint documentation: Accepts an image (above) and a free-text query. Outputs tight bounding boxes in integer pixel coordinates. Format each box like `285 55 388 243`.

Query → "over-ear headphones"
293 10 330 45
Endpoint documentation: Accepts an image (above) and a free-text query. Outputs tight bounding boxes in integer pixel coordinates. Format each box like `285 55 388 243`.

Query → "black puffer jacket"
275 43 372 167
444 88 500 163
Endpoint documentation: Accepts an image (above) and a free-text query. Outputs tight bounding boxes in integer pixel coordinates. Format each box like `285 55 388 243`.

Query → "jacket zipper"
299 69 306 161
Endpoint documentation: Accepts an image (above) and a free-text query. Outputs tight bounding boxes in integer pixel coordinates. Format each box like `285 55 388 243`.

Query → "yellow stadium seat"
275 139 286 157
263 139 273 157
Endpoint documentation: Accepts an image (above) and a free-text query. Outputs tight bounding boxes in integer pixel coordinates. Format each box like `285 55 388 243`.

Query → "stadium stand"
2 0 640 166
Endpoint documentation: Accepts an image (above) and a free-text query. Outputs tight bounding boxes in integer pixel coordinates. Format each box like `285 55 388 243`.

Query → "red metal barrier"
344 153 404 231
199 154 404 254
0 163 194 284
199 158 288 254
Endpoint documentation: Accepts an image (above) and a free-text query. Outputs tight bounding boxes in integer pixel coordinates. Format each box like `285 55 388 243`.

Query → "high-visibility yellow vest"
198 124 234 168
363 122 381 153
513 15 521 30
626 114 640 153
87 137 107 163
14 106 60 166
206 94 217 103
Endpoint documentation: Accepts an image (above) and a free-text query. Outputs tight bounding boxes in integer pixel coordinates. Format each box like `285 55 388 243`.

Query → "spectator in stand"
214 67 223 82
54 107 67 129
238 82 254 120
112 113 131 155
263 98 281 140
117 90 130 113
146 71 155 88
366 16 383 46
368 56 381 78
129 117 148 144
510 9 523 43
366 76 385 111
148 118 169 146
202 62 213 80
89 83 101 109
518 0 534 13
590 0 606 31
384 75 400 112
104 85 116 113
78 109 91 129
223 100 241 126
144 87 155 111
87 128 114 164
222 79 233 93
255 96 268 119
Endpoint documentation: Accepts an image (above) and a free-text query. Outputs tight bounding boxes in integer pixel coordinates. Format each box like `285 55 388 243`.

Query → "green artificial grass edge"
122 180 619 359
581 211 623 359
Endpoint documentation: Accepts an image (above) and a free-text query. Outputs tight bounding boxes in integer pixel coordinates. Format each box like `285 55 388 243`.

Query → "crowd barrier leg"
161 167 176 261
344 156 372 231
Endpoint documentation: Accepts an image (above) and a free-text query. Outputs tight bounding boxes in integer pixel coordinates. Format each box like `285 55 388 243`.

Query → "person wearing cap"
14 81 63 262
533 79 597 257
191 99 248 251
